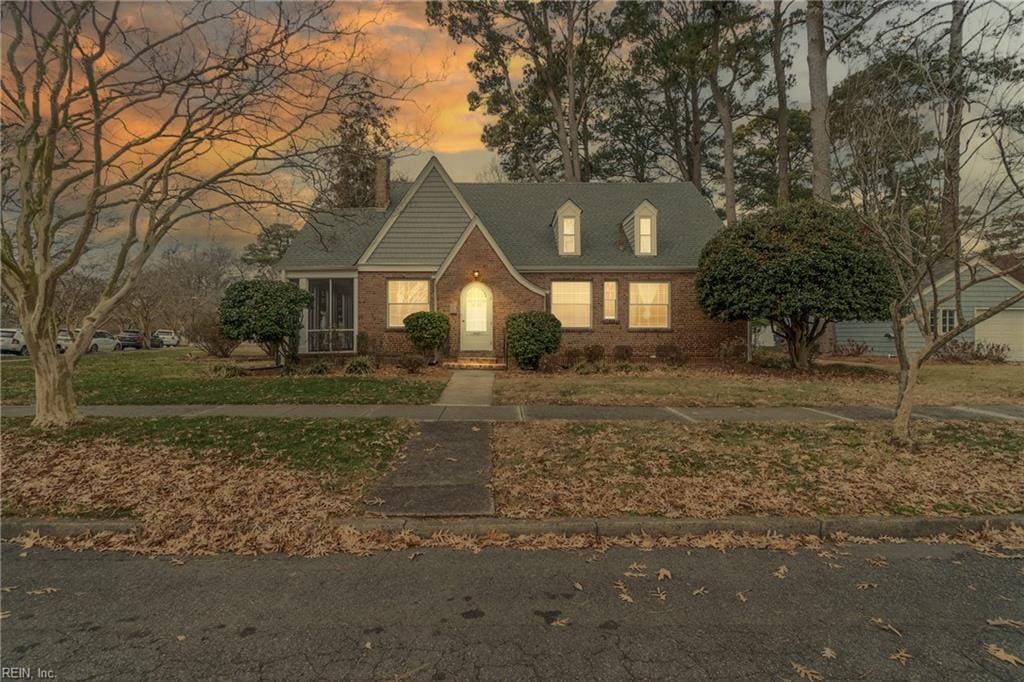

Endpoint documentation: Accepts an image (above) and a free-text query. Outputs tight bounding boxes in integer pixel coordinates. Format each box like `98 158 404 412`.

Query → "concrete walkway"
3 403 1022 422
367 422 494 516
435 370 494 406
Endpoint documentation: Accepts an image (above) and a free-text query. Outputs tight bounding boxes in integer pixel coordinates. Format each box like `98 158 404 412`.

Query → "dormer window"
632 201 658 256
561 216 577 254
555 200 582 256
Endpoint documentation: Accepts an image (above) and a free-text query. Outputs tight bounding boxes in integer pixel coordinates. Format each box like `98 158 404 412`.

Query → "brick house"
277 157 744 362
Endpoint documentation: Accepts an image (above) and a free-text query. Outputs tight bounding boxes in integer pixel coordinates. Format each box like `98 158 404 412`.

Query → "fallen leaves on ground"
491 421 1024 519
25 587 59 595
650 587 667 602
791 661 824 681
821 648 836 660
773 565 789 579
657 568 672 581
889 649 912 667
870 617 903 638
856 582 878 590
988 618 1024 630
0 612 9 620
692 586 708 596
736 591 748 603
985 643 1023 667
551 618 570 627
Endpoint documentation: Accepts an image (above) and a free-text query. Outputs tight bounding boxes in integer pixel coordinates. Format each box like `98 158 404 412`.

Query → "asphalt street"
1 541 1022 680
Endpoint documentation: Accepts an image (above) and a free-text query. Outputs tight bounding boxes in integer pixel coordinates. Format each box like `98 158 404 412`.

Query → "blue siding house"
834 260 1024 361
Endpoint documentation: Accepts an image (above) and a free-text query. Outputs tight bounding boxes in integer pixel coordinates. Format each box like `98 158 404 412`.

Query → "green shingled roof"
278 180 722 271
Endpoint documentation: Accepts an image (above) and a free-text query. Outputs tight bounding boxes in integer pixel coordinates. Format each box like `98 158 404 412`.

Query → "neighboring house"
277 157 744 361
834 258 1024 361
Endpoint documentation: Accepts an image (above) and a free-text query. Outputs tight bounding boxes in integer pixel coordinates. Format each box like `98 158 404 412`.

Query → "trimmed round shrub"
612 345 633 362
403 311 449 361
583 344 605 363
506 311 561 370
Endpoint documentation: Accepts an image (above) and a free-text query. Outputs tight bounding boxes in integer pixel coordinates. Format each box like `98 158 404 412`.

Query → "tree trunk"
689 82 703 191
28 335 81 429
772 0 791 205
805 0 831 201
941 0 965 240
892 352 919 445
709 79 738 227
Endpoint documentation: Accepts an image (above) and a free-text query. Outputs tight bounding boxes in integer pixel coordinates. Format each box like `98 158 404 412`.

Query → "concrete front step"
443 360 507 369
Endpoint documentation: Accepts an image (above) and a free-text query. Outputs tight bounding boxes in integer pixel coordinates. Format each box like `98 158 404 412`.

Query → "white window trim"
550 280 593 329
555 200 582 257
633 202 658 257
628 281 671 330
603 280 618 321
940 308 957 334
386 278 431 330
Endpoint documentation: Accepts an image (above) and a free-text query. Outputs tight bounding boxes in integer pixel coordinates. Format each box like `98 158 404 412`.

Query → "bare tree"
1 1 406 427
835 0 1024 443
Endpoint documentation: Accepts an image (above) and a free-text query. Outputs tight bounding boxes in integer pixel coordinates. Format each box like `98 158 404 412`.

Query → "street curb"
1 517 140 540
330 514 1024 540
4 514 1021 541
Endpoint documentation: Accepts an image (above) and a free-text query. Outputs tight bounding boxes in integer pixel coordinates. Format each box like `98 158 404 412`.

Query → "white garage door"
975 308 1024 361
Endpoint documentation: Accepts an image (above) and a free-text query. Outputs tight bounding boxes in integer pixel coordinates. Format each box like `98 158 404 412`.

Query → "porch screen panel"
308 278 355 351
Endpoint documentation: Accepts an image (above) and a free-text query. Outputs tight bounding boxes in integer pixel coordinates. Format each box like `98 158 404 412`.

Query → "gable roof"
278 159 723 272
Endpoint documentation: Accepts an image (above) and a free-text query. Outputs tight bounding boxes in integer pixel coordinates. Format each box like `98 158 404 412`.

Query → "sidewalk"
2 403 1022 422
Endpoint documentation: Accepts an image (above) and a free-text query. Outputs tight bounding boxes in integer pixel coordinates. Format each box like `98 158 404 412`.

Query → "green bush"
304 360 332 375
218 280 312 366
656 343 686 366
344 356 375 375
403 311 449 362
506 311 561 370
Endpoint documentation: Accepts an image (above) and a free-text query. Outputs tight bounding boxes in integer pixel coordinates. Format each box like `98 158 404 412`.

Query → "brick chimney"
374 157 391 209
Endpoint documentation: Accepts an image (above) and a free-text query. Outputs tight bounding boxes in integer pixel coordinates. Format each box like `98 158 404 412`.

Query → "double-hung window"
561 216 578 254
628 282 670 329
603 281 618 321
551 281 592 329
637 217 653 255
387 279 430 328
941 308 956 334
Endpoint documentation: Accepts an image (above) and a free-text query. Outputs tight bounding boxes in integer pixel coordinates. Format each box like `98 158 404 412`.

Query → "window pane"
629 282 670 328
638 217 653 254
387 280 430 327
308 279 330 330
551 281 591 328
603 281 617 320
561 216 577 253
465 287 488 332
941 309 956 333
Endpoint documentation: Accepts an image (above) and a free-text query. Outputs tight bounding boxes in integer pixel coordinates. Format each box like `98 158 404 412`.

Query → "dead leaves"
650 587 667 602
820 647 836 660
736 591 748 603
870 617 903 638
865 556 889 568
551 617 571 627
0 612 9 620
985 643 1023 667
572 582 583 592
790 661 824 681
773 565 789 579
889 649 912 667
25 587 59 595
657 568 672 581
855 582 878 590
988 617 1024 630
692 586 708 596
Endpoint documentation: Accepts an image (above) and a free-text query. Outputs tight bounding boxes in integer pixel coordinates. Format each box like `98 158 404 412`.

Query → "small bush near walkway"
507 311 561 370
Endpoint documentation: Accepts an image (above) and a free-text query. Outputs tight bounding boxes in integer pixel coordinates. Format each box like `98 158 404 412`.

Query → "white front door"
461 283 493 352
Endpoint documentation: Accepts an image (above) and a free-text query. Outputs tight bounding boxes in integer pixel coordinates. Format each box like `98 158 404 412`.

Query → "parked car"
149 333 165 349
0 328 27 355
153 329 180 347
87 330 121 353
117 329 146 349
56 329 72 353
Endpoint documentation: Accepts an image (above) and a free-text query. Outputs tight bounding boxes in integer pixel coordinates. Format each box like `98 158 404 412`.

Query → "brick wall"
524 271 745 360
356 237 743 360
356 271 422 356
435 226 546 357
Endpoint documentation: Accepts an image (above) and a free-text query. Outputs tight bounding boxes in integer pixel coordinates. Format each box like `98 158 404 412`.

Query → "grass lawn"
491 420 1024 519
0 348 447 405
1 417 412 545
493 361 1024 407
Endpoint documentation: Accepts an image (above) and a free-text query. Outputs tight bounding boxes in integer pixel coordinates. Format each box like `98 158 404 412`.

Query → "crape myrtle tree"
697 201 897 370
1 1 404 428
833 0 1024 443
